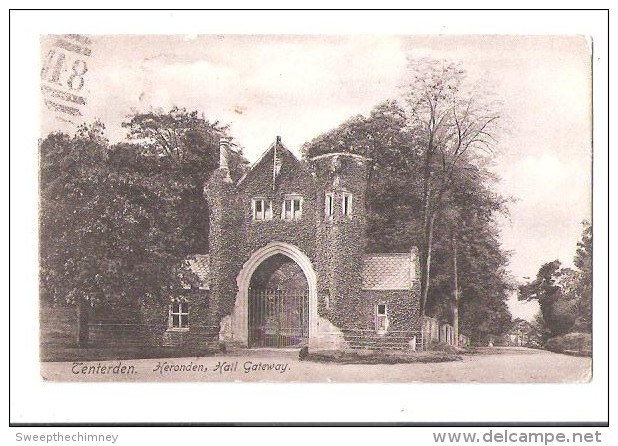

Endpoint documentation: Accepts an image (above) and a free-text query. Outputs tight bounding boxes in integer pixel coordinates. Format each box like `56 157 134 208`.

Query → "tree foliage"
573 220 592 331
39 108 249 344
429 181 514 341
518 221 592 339
121 107 248 179
302 62 512 342
302 100 424 252
402 59 501 318
121 107 249 251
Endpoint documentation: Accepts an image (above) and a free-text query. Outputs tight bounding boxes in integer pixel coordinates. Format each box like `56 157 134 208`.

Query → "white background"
6 5 612 444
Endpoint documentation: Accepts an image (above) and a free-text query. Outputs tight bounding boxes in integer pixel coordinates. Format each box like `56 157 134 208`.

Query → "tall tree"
440 165 511 341
454 216 513 342
519 261 577 338
519 221 593 339
573 220 592 331
302 101 424 252
303 97 511 343
401 59 502 318
40 124 200 344
118 107 249 296
428 176 513 342
40 109 248 346
122 107 249 251
40 122 148 345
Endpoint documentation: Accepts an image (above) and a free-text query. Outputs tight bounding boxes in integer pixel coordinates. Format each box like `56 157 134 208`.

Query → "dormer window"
282 196 303 220
252 198 272 221
325 193 334 219
342 192 353 217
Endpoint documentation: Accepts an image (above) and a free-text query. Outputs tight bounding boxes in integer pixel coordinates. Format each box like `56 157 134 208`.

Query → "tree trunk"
452 234 459 345
76 299 90 347
419 211 437 318
419 142 433 318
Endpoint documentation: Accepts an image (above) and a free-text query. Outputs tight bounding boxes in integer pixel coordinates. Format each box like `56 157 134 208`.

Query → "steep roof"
235 138 304 187
362 253 418 290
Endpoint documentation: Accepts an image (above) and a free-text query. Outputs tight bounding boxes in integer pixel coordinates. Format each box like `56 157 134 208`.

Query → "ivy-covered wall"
236 147 318 262
148 145 424 351
358 290 421 331
312 154 368 329
204 168 243 326
203 147 319 337
139 289 215 348
349 288 422 349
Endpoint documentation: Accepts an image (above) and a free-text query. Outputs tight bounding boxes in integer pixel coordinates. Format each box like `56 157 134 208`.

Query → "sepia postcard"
8 9 609 428
36 33 594 385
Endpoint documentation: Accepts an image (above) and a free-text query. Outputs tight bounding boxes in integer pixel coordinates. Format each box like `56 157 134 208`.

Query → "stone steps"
343 331 422 351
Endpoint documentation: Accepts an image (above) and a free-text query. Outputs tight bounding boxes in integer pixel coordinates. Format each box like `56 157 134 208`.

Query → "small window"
342 192 353 216
325 193 334 219
376 304 388 333
252 198 272 221
169 298 189 330
282 196 303 220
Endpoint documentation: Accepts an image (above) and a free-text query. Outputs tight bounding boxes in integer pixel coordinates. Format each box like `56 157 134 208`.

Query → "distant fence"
42 303 467 353
422 316 469 348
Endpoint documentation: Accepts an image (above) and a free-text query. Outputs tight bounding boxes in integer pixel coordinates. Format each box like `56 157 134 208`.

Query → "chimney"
219 137 230 171
218 136 232 183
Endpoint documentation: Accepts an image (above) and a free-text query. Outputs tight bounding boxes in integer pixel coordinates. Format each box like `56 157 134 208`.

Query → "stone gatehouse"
145 137 422 351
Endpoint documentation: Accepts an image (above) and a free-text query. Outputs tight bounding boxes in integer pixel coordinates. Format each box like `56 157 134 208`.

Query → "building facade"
145 137 422 351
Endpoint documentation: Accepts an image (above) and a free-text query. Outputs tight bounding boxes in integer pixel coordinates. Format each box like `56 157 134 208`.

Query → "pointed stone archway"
223 241 319 348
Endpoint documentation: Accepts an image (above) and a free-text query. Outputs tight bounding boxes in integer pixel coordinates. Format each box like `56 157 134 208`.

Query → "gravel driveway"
41 346 591 383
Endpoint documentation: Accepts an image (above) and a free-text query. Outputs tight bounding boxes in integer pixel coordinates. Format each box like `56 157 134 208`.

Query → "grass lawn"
42 342 468 364
301 348 461 364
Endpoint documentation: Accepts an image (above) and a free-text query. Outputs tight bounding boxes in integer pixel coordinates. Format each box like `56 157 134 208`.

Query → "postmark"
40 34 91 124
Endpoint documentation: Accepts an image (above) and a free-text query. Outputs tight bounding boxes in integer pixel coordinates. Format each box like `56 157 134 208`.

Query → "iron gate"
248 288 309 348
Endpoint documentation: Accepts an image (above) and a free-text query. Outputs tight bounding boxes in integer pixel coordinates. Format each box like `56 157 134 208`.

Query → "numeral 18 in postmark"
41 35 92 123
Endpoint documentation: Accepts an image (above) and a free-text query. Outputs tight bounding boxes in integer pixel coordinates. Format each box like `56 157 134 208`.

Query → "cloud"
497 152 591 277
521 154 570 190
40 35 592 287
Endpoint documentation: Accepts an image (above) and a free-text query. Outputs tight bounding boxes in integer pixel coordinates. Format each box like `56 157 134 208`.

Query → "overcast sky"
41 35 592 321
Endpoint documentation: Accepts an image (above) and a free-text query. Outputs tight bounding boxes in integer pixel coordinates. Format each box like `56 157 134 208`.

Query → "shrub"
302 349 461 364
545 332 592 356
426 341 470 354
298 346 309 360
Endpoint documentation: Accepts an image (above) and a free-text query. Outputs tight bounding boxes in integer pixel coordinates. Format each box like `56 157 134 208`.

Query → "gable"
362 253 418 290
236 139 309 192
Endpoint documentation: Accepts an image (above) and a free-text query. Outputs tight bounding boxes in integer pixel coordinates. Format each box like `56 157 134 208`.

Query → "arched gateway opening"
248 254 308 347
230 242 318 348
